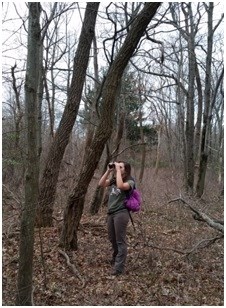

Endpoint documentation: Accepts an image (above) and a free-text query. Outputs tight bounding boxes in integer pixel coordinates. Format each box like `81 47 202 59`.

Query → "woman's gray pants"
107 210 130 273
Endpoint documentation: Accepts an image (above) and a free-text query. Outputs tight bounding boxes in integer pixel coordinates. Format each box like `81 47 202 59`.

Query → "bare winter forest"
2 2 224 306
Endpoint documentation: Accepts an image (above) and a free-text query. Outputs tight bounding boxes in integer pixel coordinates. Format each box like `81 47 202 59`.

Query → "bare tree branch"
58 250 85 288
168 197 224 233
185 235 223 256
111 142 147 158
146 234 223 256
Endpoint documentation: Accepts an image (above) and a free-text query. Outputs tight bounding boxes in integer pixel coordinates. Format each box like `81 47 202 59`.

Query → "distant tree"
196 3 224 197
41 3 76 141
2 65 25 185
127 2 223 192
178 3 196 192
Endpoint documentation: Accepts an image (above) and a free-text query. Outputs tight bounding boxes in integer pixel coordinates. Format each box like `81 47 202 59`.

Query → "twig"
146 242 185 255
58 250 85 288
111 142 147 158
185 235 223 256
3 212 21 222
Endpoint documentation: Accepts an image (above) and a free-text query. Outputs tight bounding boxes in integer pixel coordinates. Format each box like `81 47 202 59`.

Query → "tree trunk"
217 98 224 187
89 108 126 215
16 3 41 305
60 190 86 250
89 143 111 215
89 184 106 215
176 40 187 185
194 58 203 163
196 153 208 197
60 3 161 250
138 84 146 182
10 64 24 183
37 48 44 159
155 125 162 175
37 3 99 227
196 3 214 197
184 3 195 192
82 32 100 165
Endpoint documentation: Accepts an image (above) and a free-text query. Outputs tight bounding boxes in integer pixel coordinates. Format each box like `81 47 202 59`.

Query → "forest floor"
2 168 224 306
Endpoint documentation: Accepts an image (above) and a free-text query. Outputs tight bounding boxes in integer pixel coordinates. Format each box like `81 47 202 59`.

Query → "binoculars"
108 163 115 169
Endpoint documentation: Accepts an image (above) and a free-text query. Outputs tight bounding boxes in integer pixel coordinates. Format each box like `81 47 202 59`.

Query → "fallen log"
168 197 224 233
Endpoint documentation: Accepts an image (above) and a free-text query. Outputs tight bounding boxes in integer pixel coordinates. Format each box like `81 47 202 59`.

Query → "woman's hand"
114 162 121 172
115 162 130 191
98 167 112 187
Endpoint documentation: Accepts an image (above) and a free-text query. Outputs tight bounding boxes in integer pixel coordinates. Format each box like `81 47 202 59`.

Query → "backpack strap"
125 189 135 229
126 178 136 230
128 210 136 230
131 177 136 189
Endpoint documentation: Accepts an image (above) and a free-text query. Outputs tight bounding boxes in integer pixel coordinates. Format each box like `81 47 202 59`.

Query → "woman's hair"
118 161 132 181
109 161 132 185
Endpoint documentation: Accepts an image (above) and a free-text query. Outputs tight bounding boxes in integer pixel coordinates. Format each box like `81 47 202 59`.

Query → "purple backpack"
124 188 141 212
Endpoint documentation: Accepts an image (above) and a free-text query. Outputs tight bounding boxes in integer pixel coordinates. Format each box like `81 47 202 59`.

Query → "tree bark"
16 3 41 305
37 3 100 227
60 2 162 250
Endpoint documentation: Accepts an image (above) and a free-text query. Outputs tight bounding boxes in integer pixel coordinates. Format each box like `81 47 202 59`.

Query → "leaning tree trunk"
37 3 99 227
89 154 110 215
89 109 125 215
16 3 41 305
89 184 106 215
60 2 161 250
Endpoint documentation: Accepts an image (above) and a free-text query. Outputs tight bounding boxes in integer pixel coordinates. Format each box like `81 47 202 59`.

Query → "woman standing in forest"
98 161 135 276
